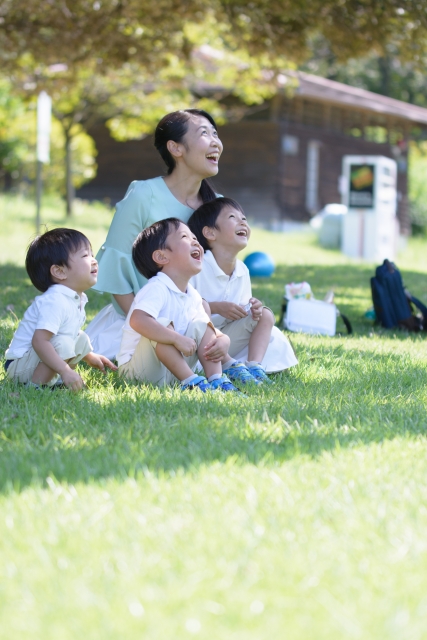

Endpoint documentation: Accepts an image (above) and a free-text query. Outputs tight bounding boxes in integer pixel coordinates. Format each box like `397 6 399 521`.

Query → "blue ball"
244 252 275 277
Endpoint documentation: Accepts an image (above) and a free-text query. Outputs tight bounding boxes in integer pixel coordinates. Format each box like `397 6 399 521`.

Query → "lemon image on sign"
351 166 374 190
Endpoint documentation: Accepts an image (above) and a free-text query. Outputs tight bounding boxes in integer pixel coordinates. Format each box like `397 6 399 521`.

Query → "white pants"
85 304 124 361
6 331 92 385
119 319 210 387
216 314 298 373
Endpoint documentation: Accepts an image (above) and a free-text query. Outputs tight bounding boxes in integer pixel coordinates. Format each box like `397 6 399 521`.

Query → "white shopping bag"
284 298 337 336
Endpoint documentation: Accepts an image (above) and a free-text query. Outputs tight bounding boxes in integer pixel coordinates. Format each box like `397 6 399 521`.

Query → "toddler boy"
188 197 298 384
117 218 241 393
4 228 117 391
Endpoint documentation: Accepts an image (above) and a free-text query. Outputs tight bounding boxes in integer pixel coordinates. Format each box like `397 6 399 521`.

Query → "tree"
4 0 427 215
3 1 427 72
3 9 295 214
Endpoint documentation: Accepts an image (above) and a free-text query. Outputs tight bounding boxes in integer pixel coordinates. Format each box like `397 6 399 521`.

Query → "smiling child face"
212 205 251 250
161 223 204 278
58 243 98 295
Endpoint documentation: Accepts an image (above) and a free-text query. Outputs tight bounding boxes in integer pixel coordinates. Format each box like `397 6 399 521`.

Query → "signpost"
36 91 52 233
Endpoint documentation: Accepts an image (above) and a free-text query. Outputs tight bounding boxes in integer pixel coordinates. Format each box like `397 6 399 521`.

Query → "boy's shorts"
119 318 211 387
6 331 92 385
214 313 260 358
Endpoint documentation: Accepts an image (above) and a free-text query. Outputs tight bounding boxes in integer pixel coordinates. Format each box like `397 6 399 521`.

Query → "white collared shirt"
190 250 252 325
117 271 209 366
5 284 89 359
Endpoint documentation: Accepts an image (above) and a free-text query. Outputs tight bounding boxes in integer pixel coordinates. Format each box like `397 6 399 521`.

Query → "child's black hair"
26 228 91 292
132 217 182 279
187 197 244 252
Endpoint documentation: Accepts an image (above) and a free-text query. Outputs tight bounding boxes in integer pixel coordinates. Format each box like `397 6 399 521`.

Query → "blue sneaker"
247 363 273 384
209 374 246 395
225 362 261 386
181 375 212 393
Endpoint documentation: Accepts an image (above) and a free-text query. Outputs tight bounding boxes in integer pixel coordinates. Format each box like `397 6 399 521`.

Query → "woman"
86 109 223 359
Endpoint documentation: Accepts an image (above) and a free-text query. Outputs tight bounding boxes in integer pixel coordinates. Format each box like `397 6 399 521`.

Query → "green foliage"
408 141 427 234
0 79 97 196
0 78 31 185
302 36 427 107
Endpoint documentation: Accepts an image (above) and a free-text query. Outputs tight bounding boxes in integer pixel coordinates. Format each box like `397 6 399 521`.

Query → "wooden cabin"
78 72 427 233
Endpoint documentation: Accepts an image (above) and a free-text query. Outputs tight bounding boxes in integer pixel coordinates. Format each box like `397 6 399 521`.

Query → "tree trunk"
65 132 75 216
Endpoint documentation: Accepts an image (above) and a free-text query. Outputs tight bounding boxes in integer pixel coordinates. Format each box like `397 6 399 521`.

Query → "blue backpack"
371 260 427 331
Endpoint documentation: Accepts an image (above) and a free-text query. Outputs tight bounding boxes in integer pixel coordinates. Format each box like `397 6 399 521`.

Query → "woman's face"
179 115 223 178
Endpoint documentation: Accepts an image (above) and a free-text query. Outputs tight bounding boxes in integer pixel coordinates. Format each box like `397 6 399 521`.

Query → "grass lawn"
1 194 427 639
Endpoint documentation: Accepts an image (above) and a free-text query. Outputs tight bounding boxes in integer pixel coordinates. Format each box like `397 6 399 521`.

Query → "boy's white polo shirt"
118 271 209 366
190 250 252 326
5 284 89 360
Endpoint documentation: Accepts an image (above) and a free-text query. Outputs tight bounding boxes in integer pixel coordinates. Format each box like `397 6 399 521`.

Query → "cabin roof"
291 71 427 126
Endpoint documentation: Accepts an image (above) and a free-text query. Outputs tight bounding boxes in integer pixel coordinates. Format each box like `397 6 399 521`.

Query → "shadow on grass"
1 343 427 493
1 262 427 493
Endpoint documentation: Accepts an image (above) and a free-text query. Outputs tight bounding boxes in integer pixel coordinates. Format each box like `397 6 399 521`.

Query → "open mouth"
191 248 202 260
236 230 248 237
206 153 219 162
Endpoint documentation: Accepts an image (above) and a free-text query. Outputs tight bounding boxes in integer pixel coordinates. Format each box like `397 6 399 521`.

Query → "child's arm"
130 310 197 357
32 329 85 390
209 301 248 320
82 352 118 372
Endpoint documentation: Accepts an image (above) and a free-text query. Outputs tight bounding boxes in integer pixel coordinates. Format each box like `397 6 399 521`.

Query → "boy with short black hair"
4 228 117 391
188 197 298 384
117 218 241 393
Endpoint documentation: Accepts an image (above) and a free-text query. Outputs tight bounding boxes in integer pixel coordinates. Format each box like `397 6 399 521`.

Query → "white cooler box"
284 298 337 336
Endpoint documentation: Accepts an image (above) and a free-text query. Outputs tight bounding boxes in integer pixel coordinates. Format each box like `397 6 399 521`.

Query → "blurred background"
2 1 427 236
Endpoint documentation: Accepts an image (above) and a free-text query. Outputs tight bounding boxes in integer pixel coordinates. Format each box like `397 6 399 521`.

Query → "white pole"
36 91 52 233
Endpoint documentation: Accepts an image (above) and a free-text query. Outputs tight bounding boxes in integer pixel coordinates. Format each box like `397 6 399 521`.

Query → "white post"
36 91 52 233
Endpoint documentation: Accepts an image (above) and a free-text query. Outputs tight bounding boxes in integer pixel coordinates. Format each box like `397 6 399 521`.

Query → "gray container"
311 204 347 249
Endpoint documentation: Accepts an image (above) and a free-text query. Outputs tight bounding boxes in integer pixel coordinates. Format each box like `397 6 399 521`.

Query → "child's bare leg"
155 343 194 381
31 359 71 385
197 325 222 379
248 309 275 363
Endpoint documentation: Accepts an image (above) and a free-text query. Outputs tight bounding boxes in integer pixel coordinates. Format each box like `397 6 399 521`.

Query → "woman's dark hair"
132 217 182 279
26 228 91 292
154 109 218 203
187 197 244 252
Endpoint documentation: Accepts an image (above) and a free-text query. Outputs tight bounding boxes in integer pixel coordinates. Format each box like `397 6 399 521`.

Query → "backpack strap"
277 300 287 327
338 311 353 334
408 293 427 319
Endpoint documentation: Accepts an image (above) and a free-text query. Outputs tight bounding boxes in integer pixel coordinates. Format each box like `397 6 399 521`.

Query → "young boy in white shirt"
188 197 298 384
117 218 241 393
4 228 117 391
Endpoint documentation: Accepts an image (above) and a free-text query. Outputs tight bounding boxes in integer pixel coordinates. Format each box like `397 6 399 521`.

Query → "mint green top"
93 177 194 312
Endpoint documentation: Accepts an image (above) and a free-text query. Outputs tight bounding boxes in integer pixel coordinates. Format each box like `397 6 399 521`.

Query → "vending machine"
341 155 398 261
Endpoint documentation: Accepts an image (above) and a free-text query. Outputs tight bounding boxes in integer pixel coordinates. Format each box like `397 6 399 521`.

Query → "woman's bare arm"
113 293 135 315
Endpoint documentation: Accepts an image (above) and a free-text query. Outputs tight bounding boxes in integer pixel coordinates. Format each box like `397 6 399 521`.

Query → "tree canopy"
3 0 427 214
2 0 427 72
